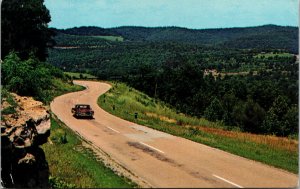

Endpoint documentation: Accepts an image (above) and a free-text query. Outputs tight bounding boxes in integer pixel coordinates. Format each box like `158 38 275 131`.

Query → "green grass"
42 117 137 188
64 72 97 79
91 35 124 42
98 82 298 174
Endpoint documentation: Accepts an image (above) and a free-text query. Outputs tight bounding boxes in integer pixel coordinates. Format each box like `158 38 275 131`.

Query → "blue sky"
44 0 298 29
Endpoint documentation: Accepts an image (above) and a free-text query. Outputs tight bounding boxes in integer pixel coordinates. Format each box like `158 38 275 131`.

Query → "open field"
254 52 293 59
98 82 298 173
42 117 137 188
91 35 124 42
64 72 97 79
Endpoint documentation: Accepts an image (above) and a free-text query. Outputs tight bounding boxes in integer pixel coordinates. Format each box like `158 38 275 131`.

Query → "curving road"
50 80 298 188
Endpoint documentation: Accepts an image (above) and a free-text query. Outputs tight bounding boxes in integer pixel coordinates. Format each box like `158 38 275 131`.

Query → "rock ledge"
1 93 50 188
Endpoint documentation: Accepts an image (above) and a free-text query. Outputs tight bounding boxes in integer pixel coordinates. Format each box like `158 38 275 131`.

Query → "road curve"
50 80 298 188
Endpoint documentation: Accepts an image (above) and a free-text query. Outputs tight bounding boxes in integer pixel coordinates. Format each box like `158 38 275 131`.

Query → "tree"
222 91 238 125
282 105 298 136
1 0 55 61
262 95 296 136
232 99 265 133
204 98 224 121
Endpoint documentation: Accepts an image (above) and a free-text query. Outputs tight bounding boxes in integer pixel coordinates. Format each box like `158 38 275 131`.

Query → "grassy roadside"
98 82 298 174
42 117 136 188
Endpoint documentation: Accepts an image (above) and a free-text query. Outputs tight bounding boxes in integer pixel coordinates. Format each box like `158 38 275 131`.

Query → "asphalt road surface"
50 80 298 188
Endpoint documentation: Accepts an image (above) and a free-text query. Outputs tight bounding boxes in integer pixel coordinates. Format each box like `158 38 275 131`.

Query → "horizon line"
50 23 298 30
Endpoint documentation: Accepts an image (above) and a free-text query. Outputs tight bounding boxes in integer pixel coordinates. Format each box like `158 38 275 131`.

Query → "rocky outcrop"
1 93 50 188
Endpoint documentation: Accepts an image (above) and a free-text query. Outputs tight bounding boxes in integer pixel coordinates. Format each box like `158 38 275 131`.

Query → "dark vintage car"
71 104 94 118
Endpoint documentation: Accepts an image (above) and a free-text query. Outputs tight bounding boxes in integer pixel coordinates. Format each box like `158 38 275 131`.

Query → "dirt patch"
145 112 177 124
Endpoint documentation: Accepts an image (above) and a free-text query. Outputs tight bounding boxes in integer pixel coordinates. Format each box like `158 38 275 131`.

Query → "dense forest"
47 25 298 137
56 24 298 53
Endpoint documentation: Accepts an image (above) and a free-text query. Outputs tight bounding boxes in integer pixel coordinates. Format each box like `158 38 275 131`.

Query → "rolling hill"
54 24 298 53
47 23 298 140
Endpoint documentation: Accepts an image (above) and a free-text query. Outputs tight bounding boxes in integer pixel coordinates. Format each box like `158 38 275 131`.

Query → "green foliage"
2 52 51 97
1 88 18 108
60 132 68 144
49 176 76 188
1 107 16 115
48 30 297 76
52 32 108 47
263 96 298 136
204 98 224 121
1 52 81 104
55 25 298 53
57 26 119 36
254 52 293 59
283 106 298 136
233 99 266 133
1 0 54 61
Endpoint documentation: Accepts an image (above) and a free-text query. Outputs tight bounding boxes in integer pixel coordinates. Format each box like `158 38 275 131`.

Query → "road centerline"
213 174 243 188
105 126 120 133
139 142 165 154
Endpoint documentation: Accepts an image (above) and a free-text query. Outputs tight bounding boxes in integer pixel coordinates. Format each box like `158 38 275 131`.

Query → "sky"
44 0 298 29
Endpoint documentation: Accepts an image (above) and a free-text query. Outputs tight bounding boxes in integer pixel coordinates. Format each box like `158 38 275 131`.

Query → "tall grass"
98 82 298 173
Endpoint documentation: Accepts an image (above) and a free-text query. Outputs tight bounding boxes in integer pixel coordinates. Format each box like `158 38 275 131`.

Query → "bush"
2 52 52 97
49 176 76 188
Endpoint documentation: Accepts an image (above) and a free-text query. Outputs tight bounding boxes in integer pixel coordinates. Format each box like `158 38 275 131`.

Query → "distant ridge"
53 25 298 53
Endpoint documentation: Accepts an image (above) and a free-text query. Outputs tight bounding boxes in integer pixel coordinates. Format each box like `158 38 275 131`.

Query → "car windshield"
77 105 90 109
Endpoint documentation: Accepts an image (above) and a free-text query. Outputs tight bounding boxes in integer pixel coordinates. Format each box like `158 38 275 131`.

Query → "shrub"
2 52 52 97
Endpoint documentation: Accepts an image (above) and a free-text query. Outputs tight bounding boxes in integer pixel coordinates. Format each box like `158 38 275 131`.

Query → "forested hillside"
56 24 298 53
47 24 298 137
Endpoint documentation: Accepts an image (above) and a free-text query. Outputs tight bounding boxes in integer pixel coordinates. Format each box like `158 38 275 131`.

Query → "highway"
50 80 298 188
